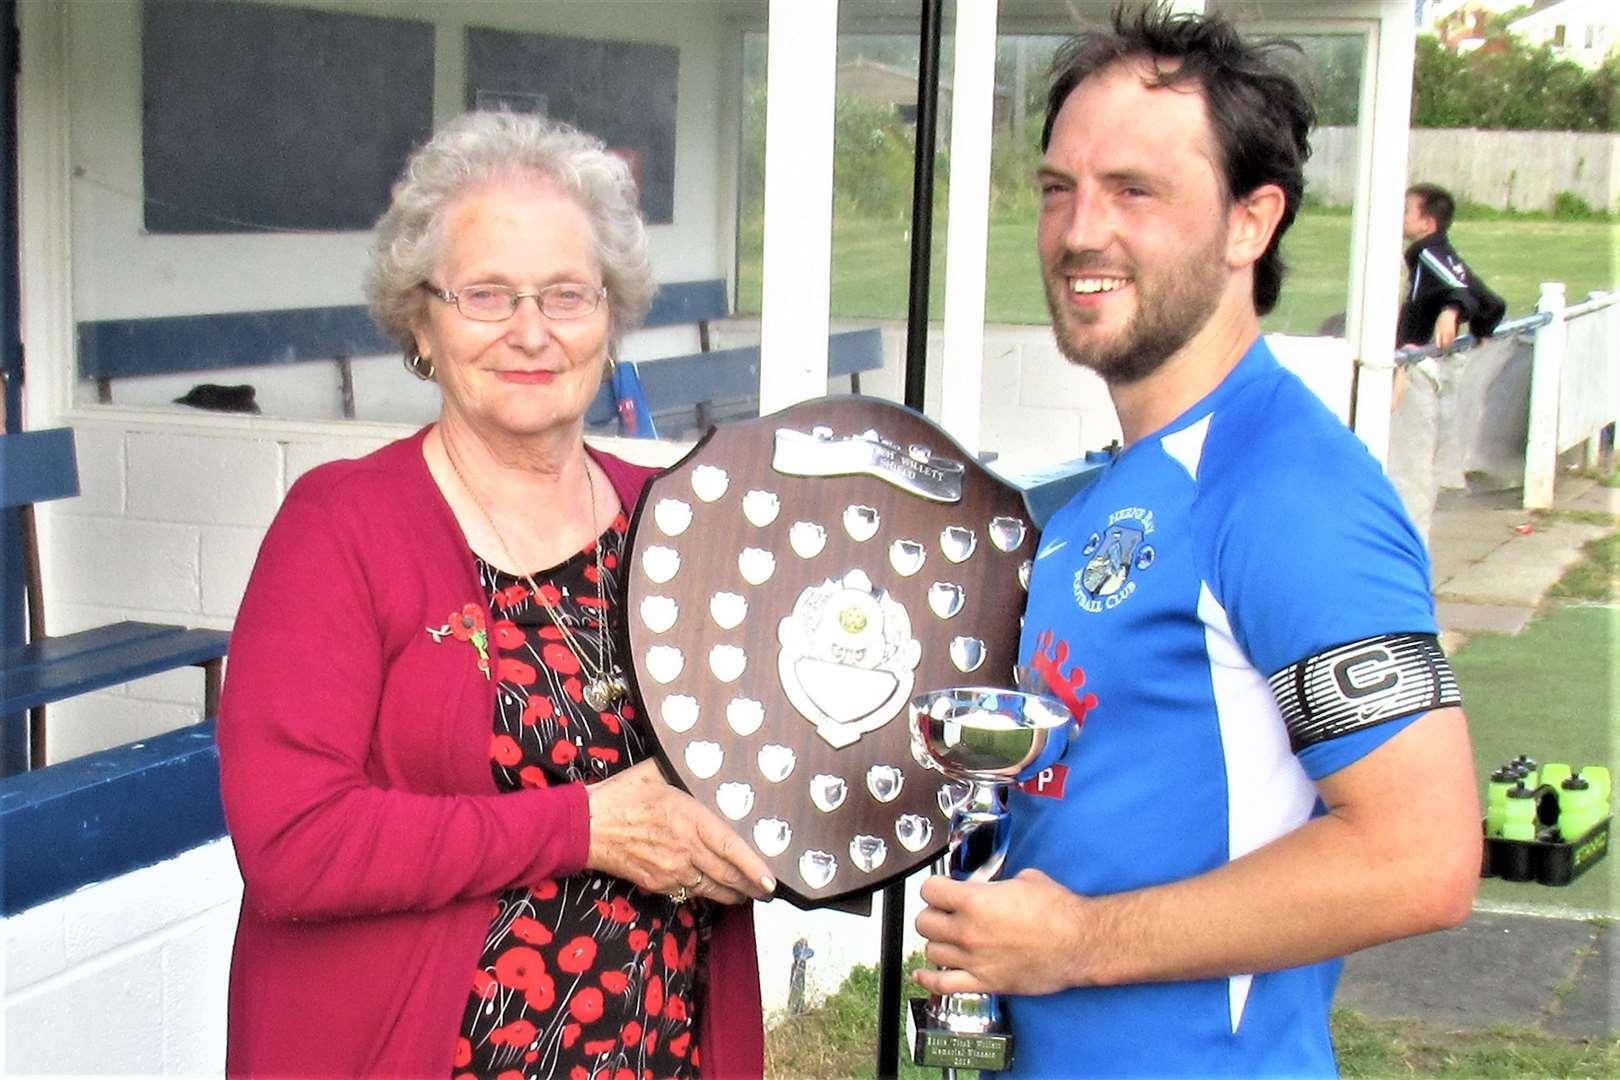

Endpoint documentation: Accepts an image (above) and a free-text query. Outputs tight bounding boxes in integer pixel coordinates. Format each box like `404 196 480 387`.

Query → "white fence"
1307 127 1620 213
1525 284 1620 507
1379 281 1614 540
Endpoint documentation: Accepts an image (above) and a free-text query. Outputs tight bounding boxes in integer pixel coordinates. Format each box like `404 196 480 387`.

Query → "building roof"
1509 0 1617 33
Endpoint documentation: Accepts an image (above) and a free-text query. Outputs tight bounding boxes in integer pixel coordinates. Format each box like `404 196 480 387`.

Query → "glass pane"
1266 33 1367 338
736 17 936 424
959 21 1368 477
66 0 757 440
740 27 942 326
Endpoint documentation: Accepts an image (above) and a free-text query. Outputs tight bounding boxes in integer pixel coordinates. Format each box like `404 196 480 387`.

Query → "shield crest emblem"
622 397 1036 908
1080 523 1142 598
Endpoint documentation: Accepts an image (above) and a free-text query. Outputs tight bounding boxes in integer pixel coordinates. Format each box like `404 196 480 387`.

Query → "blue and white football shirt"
1004 338 1439 1077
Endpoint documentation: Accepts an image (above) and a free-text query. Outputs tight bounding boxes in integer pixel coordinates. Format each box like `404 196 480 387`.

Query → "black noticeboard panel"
465 27 679 225
141 0 434 234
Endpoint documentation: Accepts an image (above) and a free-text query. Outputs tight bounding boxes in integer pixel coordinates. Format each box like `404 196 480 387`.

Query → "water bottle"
1576 765 1610 809
1539 762 1573 791
1558 776 1601 842
1485 766 1519 836
1509 755 1540 790
1501 783 1539 842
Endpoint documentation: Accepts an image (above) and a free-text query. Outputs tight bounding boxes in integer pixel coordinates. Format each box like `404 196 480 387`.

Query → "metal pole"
2 0 28 775
901 0 945 414
881 5 945 1075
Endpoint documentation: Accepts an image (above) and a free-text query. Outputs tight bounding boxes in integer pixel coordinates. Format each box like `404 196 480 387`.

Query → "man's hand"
913 868 1090 997
1434 307 1460 348
915 709 1478 991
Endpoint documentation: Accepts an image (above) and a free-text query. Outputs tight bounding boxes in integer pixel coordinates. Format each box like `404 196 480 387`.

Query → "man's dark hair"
1406 183 1456 233
1041 3 1315 315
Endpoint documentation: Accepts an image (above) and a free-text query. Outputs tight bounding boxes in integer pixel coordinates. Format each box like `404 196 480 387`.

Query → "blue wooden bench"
0 719 225 914
0 428 229 774
586 326 886 439
75 284 743 415
75 279 886 433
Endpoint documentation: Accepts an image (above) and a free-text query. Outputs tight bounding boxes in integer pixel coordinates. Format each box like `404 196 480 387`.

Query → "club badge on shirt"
1073 506 1157 614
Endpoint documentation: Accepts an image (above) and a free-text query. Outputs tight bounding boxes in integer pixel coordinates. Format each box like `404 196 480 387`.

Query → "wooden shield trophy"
623 397 1036 908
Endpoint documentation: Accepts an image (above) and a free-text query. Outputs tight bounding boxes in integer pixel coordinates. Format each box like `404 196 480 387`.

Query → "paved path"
1339 911 1615 1039
1337 474 1618 1039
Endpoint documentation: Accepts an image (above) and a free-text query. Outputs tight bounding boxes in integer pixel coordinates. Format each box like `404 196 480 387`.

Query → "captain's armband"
1268 633 1461 752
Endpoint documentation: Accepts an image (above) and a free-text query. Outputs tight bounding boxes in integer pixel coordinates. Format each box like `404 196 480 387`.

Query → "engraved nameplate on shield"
623 397 1036 908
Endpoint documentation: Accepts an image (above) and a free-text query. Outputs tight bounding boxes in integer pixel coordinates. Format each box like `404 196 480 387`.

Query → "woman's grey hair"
364 111 656 356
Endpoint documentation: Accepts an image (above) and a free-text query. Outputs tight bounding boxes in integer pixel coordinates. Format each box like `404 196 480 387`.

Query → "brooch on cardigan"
426 603 491 679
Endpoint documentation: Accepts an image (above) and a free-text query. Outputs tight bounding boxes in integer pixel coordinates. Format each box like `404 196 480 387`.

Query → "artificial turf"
1451 602 1619 916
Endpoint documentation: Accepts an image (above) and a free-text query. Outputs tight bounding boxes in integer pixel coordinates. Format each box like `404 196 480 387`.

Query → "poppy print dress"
455 514 708 1080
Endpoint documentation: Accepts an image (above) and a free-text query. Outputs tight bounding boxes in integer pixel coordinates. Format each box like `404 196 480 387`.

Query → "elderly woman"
218 113 773 1079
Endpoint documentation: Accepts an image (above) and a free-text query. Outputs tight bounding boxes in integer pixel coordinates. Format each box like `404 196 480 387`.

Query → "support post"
889 6 946 1071
758 0 838 415
1348 3 1417 461
901 0 945 416
938 0 1001 452
1523 282 1567 509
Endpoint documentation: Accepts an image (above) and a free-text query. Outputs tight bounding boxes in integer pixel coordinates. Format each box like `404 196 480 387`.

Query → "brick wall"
2 840 241 1076
1 839 920 1073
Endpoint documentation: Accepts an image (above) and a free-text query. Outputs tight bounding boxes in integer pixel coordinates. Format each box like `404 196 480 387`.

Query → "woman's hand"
585 760 777 905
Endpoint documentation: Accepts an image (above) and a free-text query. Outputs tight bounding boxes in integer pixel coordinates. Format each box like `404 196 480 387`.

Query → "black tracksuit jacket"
1398 231 1506 346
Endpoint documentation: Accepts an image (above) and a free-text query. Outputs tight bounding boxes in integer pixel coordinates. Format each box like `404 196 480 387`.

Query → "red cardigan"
218 428 763 1078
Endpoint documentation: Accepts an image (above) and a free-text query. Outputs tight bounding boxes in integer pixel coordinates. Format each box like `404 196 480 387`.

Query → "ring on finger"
667 884 688 904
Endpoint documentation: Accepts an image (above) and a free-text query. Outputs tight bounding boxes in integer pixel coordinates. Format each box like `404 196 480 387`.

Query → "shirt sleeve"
218 474 590 923
1203 423 1439 779
1417 240 1480 324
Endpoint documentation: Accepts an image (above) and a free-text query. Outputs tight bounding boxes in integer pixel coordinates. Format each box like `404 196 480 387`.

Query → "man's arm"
1416 240 1476 348
1433 306 1460 348
913 705 1478 996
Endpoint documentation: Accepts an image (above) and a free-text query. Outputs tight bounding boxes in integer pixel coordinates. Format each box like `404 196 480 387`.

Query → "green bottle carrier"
1480 757 1611 887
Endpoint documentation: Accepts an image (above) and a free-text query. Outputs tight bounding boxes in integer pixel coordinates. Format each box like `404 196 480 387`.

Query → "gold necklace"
442 434 628 711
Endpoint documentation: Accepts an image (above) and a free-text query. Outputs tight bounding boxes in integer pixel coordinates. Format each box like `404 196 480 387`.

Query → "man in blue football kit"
912 6 1481 1076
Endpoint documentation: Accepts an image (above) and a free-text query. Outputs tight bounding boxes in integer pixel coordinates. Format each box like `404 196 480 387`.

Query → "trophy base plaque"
907 997 1013 1073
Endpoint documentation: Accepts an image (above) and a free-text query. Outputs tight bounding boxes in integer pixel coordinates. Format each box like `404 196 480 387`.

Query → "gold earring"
405 352 436 381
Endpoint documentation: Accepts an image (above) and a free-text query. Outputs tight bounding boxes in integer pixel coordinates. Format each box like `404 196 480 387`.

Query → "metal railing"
1391 310 1555 369
1385 286 1617 509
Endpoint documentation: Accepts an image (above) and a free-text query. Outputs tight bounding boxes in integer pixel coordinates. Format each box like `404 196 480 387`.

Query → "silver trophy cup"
906 684 1076 1075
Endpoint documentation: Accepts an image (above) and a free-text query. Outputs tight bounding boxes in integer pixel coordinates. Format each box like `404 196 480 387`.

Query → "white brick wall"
125 433 283 528
17 386 1080 1071
59 426 125 517
2 839 242 1078
14 325 1370 1070
35 420 413 764
716 318 1122 478
26 327 1352 887
198 526 273 621
43 693 210 763
0 832 925 1073
51 517 202 614
30 323 1147 761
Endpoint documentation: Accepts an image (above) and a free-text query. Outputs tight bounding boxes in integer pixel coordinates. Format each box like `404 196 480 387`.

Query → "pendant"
584 672 627 711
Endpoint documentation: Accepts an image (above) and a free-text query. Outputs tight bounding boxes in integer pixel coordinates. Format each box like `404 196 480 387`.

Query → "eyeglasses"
422 281 608 322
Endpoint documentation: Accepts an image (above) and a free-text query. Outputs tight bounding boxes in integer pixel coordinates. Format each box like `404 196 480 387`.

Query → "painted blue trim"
0 721 227 915
1 0 19 438
76 306 392 380
643 279 729 328
1016 450 1113 529
585 328 886 432
1 622 228 716
0 428 79 509
74 280 733 384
